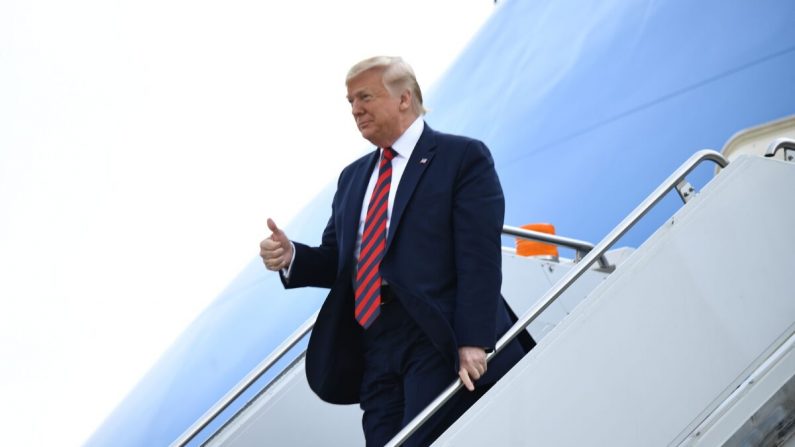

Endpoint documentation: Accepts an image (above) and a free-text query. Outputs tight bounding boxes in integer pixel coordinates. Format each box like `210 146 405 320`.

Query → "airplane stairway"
174 144 795 447
433 151 795 446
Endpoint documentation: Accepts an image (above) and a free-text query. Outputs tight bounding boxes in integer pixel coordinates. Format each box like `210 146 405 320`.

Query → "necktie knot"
382 147 396 162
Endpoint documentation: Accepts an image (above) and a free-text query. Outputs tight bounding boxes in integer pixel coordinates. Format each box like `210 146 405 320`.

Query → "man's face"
346 68 405 148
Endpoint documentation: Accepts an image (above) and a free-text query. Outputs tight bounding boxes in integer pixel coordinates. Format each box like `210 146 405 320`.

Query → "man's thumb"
267 218 282 238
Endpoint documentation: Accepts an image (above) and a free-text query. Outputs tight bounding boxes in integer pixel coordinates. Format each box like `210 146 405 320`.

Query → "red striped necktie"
355 147 396 328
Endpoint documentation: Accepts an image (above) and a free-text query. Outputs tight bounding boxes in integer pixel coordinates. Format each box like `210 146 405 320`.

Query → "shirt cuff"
280 241 296 280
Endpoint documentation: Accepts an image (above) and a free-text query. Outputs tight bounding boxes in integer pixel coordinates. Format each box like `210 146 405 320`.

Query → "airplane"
85 0 795 445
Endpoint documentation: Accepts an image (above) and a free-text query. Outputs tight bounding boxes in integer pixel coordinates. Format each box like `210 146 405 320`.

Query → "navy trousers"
359 295 489 447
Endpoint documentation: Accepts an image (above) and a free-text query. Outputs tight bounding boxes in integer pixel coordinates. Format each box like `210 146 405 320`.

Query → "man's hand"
458 346 487 392
260 218 294 271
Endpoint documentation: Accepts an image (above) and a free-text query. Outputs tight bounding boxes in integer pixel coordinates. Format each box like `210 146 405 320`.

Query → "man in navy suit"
261 56 531 446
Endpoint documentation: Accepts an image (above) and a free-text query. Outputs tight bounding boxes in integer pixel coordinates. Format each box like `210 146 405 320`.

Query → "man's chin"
358 130 376 144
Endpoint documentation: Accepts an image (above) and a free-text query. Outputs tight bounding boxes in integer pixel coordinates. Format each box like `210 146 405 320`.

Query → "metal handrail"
502 225 613 271
765 137 795 159
171 310 319 447
385 149 729 447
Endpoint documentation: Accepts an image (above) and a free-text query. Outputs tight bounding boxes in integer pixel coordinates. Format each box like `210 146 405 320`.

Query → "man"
260 56 531 446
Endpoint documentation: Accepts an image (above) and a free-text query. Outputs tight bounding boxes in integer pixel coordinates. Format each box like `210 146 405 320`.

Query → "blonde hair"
346 56 427 116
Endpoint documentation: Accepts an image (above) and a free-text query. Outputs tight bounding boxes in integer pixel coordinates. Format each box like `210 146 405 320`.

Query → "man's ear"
399 90 412 111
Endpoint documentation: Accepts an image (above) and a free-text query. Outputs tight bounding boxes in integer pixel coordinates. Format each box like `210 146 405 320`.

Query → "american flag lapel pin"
420 158 428 164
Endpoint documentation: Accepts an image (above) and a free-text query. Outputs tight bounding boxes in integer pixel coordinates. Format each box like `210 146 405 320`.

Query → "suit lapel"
386 124 437 251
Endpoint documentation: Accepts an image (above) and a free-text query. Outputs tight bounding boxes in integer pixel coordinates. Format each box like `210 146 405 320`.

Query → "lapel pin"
420 158 428 164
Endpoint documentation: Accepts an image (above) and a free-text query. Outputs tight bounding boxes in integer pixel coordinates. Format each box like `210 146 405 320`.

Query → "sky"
0 1 495 445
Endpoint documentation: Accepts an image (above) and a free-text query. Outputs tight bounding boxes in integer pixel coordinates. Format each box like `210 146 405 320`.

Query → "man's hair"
346 56 427 116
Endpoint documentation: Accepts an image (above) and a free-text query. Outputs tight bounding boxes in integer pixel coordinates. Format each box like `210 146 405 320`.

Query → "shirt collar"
387 116 424 160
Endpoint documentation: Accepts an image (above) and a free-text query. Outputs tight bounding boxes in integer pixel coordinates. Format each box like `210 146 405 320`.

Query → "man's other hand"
458 346 487 391
260 218 294 271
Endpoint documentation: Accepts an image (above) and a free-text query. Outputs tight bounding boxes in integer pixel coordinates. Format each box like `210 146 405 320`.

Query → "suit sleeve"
452 140 504 349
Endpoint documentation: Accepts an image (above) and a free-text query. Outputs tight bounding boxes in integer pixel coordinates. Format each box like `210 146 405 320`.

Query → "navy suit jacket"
283 123 530 404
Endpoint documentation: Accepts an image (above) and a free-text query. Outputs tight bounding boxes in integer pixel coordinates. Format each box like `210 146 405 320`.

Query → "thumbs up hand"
260 218 294 271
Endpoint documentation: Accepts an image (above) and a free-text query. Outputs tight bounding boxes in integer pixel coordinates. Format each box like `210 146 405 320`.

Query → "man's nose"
351 100 364 116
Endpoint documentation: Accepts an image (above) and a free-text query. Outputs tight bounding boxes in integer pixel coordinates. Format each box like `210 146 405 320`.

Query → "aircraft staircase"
433 145 795 446
172 138 795 446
